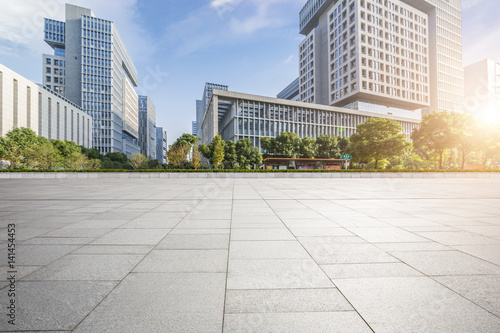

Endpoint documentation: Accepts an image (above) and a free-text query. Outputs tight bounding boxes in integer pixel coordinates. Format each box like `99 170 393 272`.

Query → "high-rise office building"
464 59 500 124
138 96 157 159
156 127 168 164
0 64 92 148
43 4 140 156
297 0 463 115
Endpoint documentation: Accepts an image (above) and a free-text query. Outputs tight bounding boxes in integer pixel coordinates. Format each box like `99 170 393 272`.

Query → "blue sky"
1 0 500 144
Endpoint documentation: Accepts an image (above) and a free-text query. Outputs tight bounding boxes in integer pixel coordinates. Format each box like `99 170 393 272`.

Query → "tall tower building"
138 96 157 159
43 4 140 156
156 127 168 164
298 0 463 115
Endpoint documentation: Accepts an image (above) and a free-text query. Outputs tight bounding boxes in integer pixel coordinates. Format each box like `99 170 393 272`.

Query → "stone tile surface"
0 177 499 332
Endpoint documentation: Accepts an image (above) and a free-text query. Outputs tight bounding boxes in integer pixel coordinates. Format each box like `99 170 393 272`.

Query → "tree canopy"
349 118 411 169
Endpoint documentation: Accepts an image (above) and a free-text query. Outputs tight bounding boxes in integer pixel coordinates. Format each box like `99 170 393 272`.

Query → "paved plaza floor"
0 177 500 332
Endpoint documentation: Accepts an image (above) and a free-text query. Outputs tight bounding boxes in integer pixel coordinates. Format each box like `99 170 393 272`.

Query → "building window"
46 76 51 82
46 58 51 65
46 67 51 74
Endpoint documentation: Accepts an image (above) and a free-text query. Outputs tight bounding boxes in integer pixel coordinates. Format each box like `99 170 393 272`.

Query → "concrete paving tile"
299 238 399 264
457 225 500 237
20 237 95 245
72 273 225 333
434 275 500 317
229 241 310 259
7 228 55 240
346 227 429 243
231 229 295 241
157 234 229 249
231 215 283 224
378 217 442 227
185 210 232 220
322 263 423 279
227 259 334 289
391 250 500 275
66 219 130 229
401 226 460 232
175 219 231 229
375 242 451 252
169 228 230 235
416 231 500 245
73 245 154 255
92 229 170 245
134 250 227 273
139 211 188 219
288 227 352 237
121 218 180 229
43 227 112 238
453 244 500 265
0 245 79 266
223 312 372 333
24 254 144 281
225 288 353 313
0 281 116 331
334 277 500 333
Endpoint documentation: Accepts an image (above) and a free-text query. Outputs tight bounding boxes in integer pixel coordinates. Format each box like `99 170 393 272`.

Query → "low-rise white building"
0 63 92 147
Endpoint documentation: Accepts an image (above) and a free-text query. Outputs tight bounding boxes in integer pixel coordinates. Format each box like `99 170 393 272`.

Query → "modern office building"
138 96 156 159
156 127 168 164
43 4 140 156
277 78 300 101
200 89 419 150
0 63 92 147
297 0 463 115
464 59 500 124
196 83 229 139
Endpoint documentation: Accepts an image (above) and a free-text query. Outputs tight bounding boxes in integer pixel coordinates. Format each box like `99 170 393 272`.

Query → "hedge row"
1 169 499 173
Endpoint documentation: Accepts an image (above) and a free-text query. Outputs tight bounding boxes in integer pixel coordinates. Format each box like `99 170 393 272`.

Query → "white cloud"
211 0 239 8
0 0 153 63
284 55 294 64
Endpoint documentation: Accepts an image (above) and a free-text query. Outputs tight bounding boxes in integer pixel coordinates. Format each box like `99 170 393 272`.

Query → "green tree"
411 111 461 169
299 137 318 158
338 136 350 155
192 144 202 169
223 140 237 169
51 140 81 158
475 124 500 168
261 132 300 158
212 134 225 169
316 135 339 158
129 153 149 169
349 118 412 169
80 147 102 160
148 158 163 170
0 128 40 168
167 144 190 167
64 152 89 170
107 152 129 164
25 142 62 169
236 138 262 169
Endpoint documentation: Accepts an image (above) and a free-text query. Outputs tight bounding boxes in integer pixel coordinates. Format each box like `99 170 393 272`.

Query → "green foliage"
51 139 81 158
338 136 350 155
212 134 225 169
262 132 301 158
80 147 102 160
106 152 129 164
0 128 40 168
349 118 412 169
129 153 149 170
223 140 237 169
299 137 318 158
316 135 339 158
235 138 262 169
25 142 62 169
411 111 462 169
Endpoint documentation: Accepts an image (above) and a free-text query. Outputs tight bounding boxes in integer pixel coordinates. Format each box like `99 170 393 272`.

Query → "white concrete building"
464 59 500 124
0 63 92 147
201 89 419 149
298 0 464 115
